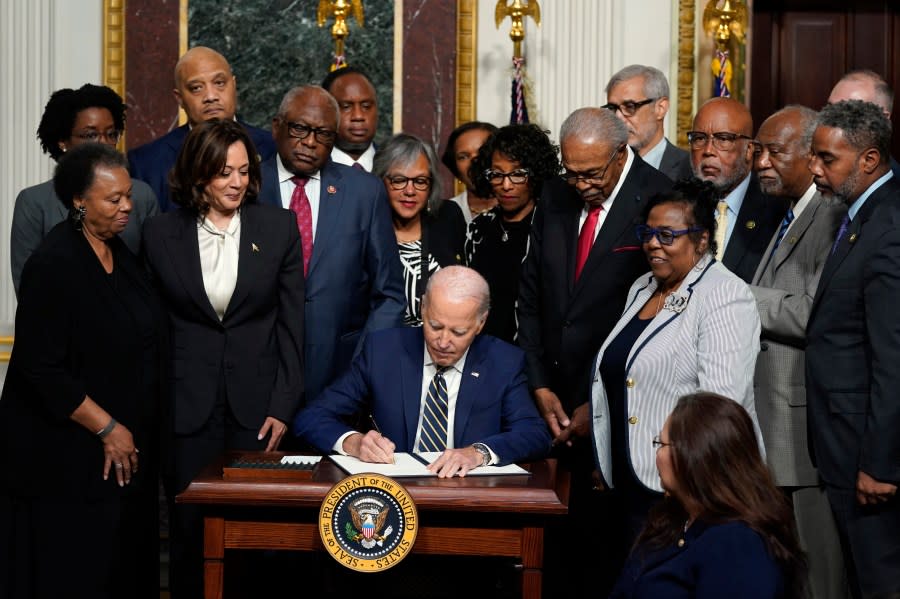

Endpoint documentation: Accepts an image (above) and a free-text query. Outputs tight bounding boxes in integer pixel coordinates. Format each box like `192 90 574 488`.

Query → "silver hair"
559 107 629 147
605 64 670 99
372 133 444 213
422 266 491 321
276 85 340 128
767 104 819 151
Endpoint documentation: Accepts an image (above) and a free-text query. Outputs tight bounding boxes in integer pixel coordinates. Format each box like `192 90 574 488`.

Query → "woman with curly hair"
466 123 560 342
611 392 807 598
10 84 158 296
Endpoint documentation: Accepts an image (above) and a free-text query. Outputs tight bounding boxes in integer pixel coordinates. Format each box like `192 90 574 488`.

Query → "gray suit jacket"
750 192 846 486
10 178 158 297
658 139 692 182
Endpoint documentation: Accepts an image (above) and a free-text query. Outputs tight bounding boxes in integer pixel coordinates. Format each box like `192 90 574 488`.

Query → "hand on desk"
427 447 483 478
344 430 396 464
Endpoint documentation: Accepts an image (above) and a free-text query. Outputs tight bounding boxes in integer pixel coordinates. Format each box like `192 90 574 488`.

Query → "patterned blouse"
398 239 440 327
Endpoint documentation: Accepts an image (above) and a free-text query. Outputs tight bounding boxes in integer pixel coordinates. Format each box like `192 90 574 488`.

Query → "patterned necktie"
830 214 851 256
290 176 313 276
772 208 796 251
575 205 603 281
714 200 729 262
420 367 450 452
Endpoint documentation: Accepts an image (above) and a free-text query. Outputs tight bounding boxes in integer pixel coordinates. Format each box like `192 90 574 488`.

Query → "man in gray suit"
749 105 849 599
604 65 691 181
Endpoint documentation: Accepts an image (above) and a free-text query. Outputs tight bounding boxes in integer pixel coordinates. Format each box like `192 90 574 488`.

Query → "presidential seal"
319 474 418 572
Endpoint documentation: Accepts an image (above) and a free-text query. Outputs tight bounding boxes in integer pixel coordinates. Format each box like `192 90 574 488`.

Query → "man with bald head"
259 85 405 405
828 69 900 179
749 105 848 599
689 97 788 282
294 265 550 477
128 46 275 212
322 67 379 171
517 106 670 594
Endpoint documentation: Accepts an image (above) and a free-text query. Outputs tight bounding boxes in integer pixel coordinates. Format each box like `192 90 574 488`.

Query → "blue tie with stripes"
420 368 449 452
773 208 795 251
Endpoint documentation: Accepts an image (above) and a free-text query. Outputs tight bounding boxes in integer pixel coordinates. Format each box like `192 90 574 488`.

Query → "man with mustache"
128 47 275 212
689 97 788 282
259 85 405 407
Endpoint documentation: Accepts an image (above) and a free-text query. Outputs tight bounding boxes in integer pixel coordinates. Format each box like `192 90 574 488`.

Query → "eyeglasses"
386 175 432 191
652 435 672 450
562 144 625 185
601 98 657 117
483 168 531 185
686 131 753 151
636 224 705 245
283 121 337 144
74 129 122 144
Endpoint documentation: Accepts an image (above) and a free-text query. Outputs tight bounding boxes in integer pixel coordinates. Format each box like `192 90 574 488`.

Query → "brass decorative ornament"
702 0 747 98
317 0 365 70
494 0 541 59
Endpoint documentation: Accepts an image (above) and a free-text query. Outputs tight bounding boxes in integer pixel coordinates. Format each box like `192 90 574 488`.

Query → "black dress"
0 221 166 599
466 206 535 342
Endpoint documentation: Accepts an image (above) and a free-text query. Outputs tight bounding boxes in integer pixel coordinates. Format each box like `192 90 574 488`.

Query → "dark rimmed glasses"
636 225 705 245
686 131 753 152
483 168 531 186
562 144 625 185
283 121 337 144
74 129 122 144
386 175 432 191
601 97 657 117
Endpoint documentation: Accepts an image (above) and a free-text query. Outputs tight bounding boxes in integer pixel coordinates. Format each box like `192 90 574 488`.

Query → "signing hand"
257 416 287 452
344 431 396 464
427 447 483 478
857 471 898 505
555 403 590 447
534 387 570 441
102 423 138 487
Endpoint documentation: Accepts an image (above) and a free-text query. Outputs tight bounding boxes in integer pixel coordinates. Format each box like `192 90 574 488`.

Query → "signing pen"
369 413 395 465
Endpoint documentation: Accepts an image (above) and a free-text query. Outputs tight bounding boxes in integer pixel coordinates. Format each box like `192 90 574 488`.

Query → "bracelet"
96 417 117 439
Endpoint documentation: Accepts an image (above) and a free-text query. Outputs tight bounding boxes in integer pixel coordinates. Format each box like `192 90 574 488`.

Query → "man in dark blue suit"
294 266 551 477
127 47 275 211
259 85 405 406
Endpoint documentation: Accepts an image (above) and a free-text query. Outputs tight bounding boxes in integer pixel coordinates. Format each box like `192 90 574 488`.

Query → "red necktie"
290 176 313 276
575 205 603 281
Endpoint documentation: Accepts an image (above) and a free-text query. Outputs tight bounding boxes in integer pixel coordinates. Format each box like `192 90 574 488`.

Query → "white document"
329 452 530 477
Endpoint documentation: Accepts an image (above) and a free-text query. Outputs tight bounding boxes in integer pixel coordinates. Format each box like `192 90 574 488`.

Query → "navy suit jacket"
294 327 552 465
259 156 406 403
721 176 789 283
128 121 275 213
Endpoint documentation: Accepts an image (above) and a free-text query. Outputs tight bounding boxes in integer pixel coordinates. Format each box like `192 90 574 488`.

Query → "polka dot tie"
290 176 313 276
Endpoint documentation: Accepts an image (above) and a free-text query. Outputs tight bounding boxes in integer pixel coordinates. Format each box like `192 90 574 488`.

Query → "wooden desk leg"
521 526 544 599
203 516 225 599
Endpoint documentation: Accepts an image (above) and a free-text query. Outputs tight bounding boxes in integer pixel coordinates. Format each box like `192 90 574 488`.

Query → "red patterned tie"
290 176 313 276
575 205 603 281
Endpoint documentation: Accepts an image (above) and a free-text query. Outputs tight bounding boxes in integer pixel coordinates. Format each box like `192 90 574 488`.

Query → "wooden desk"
177 453 569 599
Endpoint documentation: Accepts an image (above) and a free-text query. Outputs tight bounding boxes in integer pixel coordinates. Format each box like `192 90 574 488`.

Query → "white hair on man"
422 266 491 322
559 107 629 147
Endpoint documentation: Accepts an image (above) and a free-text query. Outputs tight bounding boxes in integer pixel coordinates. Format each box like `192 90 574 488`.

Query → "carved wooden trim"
456 0 477 126
677 0 695 148
103 0 126 146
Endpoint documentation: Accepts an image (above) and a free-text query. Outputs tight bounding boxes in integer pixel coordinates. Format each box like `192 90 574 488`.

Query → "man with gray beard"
688 97 787 282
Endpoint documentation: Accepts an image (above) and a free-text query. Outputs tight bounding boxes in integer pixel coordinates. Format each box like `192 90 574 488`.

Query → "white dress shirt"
577 145 636 243
276 154 322 239
197 212 241 320
331 144 375 171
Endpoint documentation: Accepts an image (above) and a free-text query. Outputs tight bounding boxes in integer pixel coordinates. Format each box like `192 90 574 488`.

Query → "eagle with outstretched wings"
349 504 389 542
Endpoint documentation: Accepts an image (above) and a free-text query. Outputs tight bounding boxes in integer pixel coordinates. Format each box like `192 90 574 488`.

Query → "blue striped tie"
420 368 449 452
773 208 795 251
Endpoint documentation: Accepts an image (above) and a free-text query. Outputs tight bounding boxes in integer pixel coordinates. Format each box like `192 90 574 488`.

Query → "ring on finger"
115 462 124 468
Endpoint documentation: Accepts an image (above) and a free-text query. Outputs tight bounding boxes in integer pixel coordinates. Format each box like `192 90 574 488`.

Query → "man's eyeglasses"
686 131 753 152
386 175 432 191
483 168 531 185
562 144 625 185
652 435 672 450
74 130 122 144
284 121 337 144
636 224 705 245
602 98 658 117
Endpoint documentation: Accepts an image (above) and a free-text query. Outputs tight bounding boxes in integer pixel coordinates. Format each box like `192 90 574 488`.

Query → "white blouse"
197 212 241 320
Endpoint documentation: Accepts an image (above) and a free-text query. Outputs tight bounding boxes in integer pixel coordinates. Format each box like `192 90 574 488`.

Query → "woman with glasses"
589 179 763 561
373 133 465 326
441 121 499 224
611 392 807 598
466 124 560 343
10 84 158 297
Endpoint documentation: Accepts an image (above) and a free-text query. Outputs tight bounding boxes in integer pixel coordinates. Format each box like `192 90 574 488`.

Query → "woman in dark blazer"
0 144 166 598
611 392 807 599
142 119 304 598
373 133 466 326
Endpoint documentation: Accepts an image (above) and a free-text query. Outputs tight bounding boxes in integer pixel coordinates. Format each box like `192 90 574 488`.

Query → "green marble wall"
189 0 394 142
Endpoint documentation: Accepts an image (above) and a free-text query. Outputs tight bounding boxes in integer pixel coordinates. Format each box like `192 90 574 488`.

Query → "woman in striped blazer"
589 179 763 551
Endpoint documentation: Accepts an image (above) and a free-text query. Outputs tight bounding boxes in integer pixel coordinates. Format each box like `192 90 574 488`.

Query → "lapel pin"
327 185 337 194
745 220 756 230
788 236 797 244
849 233 858 243
252 243 260 253
471 372 480 378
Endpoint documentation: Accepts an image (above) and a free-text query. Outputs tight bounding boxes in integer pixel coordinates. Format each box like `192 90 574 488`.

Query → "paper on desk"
280 455 323 465
330 452 529 477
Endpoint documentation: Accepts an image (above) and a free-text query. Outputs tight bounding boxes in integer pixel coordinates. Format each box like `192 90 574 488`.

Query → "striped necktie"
772 208 795 251
419 367 450 452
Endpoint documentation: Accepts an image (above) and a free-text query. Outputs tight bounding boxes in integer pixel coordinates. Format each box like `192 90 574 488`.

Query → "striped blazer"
590 256 763 491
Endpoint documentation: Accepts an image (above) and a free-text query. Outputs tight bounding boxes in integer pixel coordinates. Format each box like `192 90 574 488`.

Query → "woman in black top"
0 144 166 598
466 124 560 342
373 133 466 326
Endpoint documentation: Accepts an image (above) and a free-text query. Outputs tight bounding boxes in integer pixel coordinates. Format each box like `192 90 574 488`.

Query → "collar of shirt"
578 145 635 239
848 170 894 221
277 154 322 238
788 182 818 224
640 137 667 171
331 144 376 171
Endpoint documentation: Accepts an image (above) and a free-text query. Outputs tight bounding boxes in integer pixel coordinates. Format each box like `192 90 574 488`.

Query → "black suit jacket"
721 176 788 283
806 177 900 489
0 222 166 498
142 203 305 434
517 153 673 410
658 139 693 182
128 122 275 213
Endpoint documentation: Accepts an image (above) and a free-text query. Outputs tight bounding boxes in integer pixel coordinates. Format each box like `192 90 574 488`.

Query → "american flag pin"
252 243 260 253
327 185 337 194
471 372 480 378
